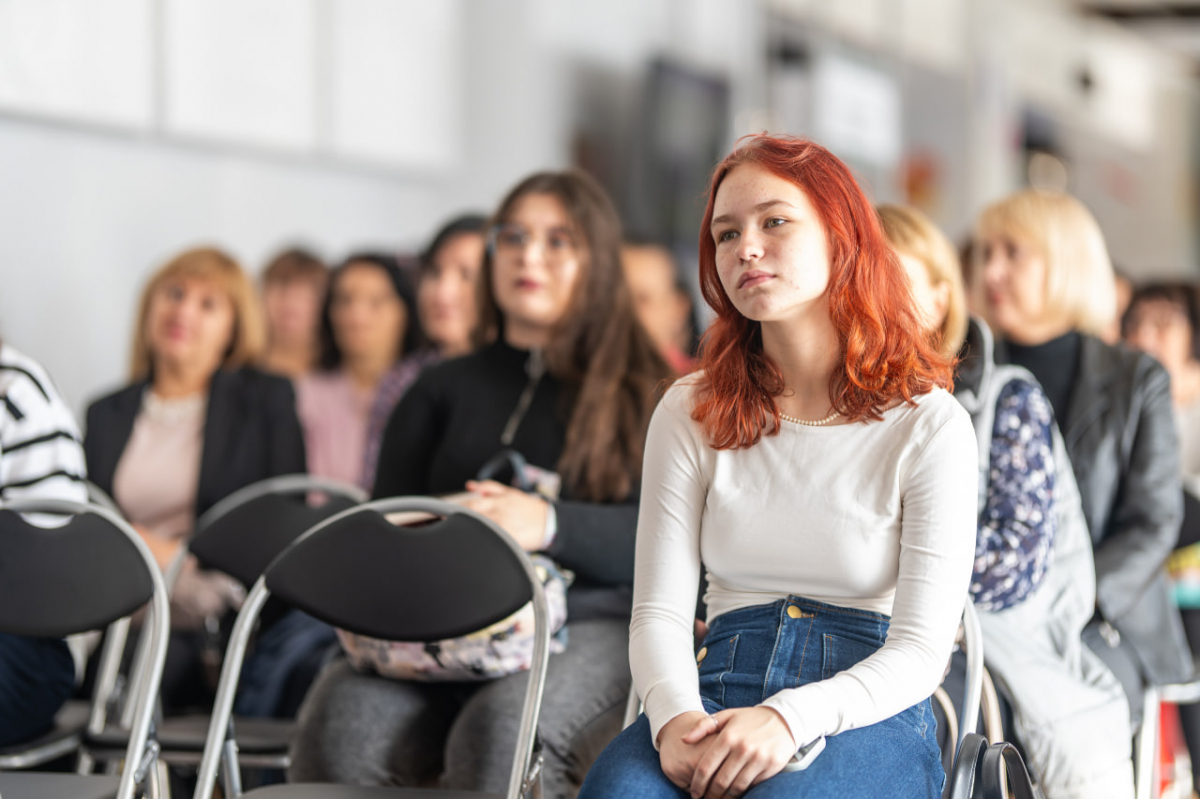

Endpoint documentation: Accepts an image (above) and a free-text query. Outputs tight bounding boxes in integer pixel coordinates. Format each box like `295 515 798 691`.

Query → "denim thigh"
697 597 943 797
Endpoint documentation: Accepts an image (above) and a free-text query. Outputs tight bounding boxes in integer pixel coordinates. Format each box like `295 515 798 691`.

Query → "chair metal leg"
933 685 958 758
521 745 544 799
150 758 171 799
980 667 1005 744
221 736 243 798
1135 686 1160 799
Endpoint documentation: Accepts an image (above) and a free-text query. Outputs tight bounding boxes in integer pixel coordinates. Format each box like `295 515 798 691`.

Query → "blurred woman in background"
359 214 488 489
291 171 671 797
295 253 426 490
974 190 1190 733
260 247 328 381
84 246 305 712
1122 281 1200 797
415 214 488 359
1123 282 1200 493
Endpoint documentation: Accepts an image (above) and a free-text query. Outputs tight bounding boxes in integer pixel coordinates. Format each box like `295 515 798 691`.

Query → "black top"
1004 331 1082 430
84 368 307 520
372 339 638 620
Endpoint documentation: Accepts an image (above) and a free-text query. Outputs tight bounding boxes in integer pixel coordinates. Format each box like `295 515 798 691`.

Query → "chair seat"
0 698 90 768
0 771 120 799
246 784 502 798
88 714 294 754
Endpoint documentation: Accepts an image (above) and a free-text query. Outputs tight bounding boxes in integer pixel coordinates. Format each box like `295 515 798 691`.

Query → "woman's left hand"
462 480 549 551
681 706 797 798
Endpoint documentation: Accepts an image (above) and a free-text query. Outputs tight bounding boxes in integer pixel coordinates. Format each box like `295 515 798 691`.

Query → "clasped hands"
658 706 797 799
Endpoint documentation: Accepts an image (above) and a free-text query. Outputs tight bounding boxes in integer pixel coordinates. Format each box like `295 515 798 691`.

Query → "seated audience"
1123 282 1200 493
581 135 976 798
260 248 328 381
295 253 426 490
0 341 87 747
974 190 1191 731
289 170 672 797
84 246 306 712
882 203 1133 798
621 239 696 374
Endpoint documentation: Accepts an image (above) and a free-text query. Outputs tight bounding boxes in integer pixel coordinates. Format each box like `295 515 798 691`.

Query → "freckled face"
710 163 832 324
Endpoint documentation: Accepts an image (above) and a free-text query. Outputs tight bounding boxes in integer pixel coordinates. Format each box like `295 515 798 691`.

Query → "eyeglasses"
488 223 579 263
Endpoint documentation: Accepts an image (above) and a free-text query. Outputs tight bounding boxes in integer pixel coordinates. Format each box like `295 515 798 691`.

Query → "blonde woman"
84 246 305 712
882 204 1134 797
973 189 1190 733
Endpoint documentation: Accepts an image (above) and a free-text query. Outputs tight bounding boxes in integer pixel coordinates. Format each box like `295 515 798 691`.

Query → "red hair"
692 135 955 449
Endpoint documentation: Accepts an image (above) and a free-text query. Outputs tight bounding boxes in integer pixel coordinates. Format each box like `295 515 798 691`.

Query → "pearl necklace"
779 410 841 427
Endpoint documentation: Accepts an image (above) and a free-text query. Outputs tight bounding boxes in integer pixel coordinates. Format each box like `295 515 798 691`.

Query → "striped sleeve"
0 345 87 504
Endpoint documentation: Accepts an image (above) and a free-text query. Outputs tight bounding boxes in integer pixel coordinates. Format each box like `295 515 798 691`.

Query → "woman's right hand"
170 556 245 629
658 711 719 790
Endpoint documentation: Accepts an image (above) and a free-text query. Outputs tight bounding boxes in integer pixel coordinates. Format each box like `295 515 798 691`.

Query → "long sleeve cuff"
643 685 707 751
540 501 558 550
760 682 838 753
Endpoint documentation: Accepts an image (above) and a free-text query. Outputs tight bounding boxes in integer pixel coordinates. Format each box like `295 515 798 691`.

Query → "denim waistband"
707 596 890 646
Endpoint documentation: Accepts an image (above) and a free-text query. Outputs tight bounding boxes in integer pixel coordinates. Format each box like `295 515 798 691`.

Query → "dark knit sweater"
372 339 638 620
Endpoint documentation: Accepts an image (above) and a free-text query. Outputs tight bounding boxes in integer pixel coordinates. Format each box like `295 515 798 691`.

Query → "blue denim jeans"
580 597 944 798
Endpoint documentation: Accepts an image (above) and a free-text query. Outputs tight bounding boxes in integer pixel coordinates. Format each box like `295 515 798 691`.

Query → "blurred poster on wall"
163 0 317 153
812 55 900 169
626 59 728 252
0 0 153 131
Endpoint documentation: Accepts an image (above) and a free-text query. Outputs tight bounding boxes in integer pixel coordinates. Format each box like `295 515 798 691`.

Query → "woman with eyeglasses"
289 171 673 797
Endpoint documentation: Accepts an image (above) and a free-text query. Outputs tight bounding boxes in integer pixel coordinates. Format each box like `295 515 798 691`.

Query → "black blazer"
1060 335 1191 684
84 368 306 520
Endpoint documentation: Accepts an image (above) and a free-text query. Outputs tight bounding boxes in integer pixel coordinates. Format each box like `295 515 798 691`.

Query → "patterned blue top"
971 379 1056 611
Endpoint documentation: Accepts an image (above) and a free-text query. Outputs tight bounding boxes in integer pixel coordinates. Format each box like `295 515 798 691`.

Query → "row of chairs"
0 478 553 799
13 470 1136 798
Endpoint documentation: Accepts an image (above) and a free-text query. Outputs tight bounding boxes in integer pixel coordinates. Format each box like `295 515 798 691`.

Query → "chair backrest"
189 474 366 588
0 508 155 638
194 497 551 799
0 498 169 799
265 506 534 641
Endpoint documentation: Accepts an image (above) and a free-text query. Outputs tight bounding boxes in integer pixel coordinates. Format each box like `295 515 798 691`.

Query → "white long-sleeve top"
630 378 978 750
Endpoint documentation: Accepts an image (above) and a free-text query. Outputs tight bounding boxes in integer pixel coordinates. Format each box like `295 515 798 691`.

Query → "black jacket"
84 368 306 520
1004 334 1191 684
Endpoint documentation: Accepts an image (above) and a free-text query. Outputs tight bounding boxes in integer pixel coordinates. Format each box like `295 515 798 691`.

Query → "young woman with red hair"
579 135 978 798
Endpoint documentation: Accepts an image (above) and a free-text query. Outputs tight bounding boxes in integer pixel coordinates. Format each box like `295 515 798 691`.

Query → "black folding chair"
85 475 367 781
0 498 170 799
192 497 552 799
